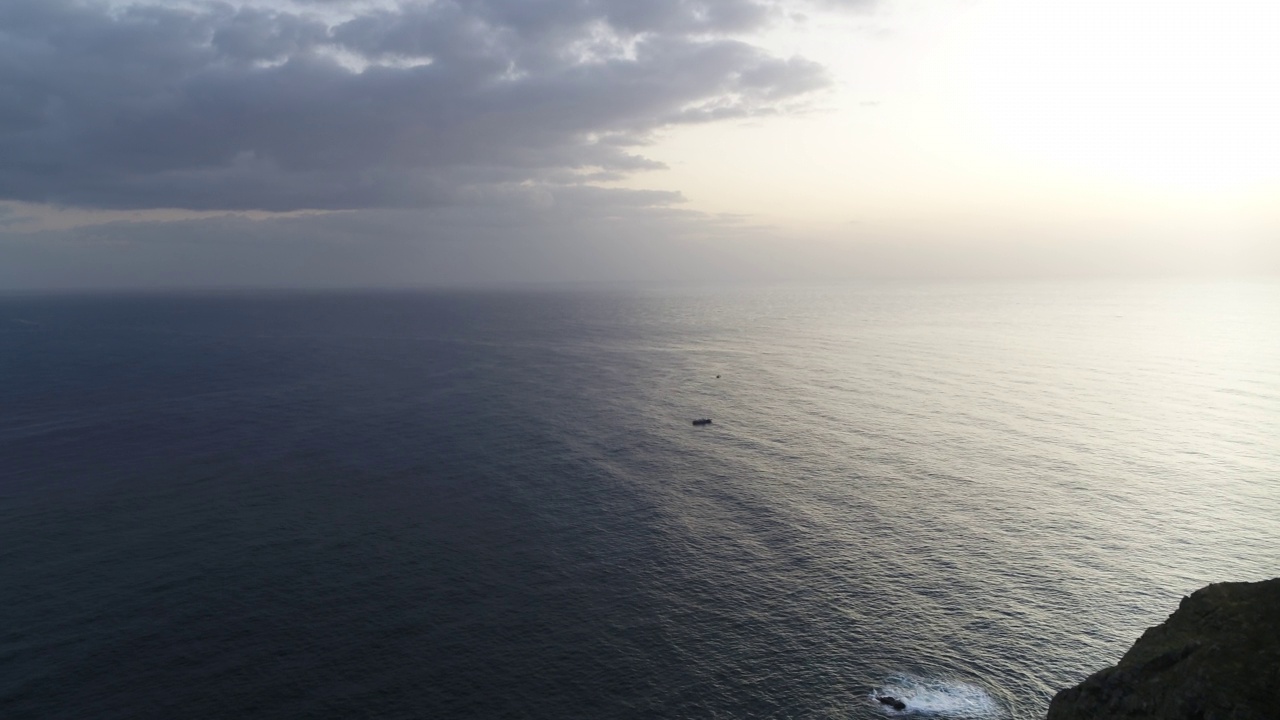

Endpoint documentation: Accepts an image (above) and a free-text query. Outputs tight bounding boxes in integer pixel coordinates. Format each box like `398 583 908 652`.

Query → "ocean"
2 282 1277 719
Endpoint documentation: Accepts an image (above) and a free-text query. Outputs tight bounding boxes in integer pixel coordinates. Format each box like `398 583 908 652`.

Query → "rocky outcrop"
1047 578 1280 720
875 696 906 711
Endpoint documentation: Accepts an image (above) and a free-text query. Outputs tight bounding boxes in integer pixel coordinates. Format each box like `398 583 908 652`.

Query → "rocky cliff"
1047 578 1280 720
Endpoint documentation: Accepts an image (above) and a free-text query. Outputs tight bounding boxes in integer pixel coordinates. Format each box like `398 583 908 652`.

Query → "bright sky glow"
617 0 1280 246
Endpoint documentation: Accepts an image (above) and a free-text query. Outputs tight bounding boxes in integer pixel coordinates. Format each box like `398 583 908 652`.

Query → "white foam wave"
869 674 1003 718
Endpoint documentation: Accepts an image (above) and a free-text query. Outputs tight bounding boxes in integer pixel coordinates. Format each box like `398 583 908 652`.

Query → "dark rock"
1047 578 1280 720
876 695 907 711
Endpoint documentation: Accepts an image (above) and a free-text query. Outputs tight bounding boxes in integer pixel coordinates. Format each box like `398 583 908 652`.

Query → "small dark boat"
692 418 712 426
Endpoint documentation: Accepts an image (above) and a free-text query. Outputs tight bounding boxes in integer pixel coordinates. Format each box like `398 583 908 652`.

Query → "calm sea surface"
2 282 1277 720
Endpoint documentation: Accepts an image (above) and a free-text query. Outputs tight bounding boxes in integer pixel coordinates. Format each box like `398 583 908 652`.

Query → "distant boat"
692 418 712 426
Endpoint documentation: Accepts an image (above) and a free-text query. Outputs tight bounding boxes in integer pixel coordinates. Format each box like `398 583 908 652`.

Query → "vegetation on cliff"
1047 578 1280 720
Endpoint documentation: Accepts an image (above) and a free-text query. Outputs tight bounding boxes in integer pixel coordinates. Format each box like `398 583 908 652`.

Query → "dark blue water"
3 284 1277 719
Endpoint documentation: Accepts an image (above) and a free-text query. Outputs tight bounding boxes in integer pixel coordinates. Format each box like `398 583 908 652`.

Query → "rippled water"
2 282 1277 720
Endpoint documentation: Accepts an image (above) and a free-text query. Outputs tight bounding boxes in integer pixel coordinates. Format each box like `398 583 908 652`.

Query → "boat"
692 418 712 426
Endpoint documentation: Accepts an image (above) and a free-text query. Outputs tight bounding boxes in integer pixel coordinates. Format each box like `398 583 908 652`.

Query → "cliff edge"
1047 578 1280 720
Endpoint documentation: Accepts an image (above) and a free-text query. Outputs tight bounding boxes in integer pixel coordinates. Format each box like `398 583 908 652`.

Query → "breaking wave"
869 674 1005 718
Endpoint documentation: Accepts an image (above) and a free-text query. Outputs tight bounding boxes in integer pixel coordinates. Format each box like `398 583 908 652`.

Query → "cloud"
0 0 850 212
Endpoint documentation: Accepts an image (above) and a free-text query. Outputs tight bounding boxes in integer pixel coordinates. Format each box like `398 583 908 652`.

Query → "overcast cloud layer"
0 0 867 212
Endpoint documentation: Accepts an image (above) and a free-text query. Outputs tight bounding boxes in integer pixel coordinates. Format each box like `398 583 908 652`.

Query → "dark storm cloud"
0 0 854 212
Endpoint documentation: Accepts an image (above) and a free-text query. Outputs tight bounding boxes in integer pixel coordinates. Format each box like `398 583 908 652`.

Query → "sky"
0 0 1276 289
